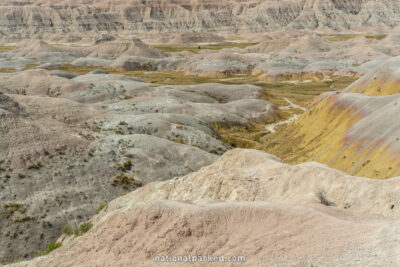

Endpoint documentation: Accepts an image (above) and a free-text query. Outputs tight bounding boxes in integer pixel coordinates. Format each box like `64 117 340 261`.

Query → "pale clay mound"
149 32 225 44
60 35 400 78
2 34 398 79
0 70 277 262
9 149 400 267
99 149 400 218
87 38 166 59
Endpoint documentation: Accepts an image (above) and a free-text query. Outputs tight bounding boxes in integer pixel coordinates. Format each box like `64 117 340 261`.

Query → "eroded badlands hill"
2 34 399 263
0 68 277 263
1 0 400 38
345 56 400 96
9 149 400 267
260 56 400 179
2 1 400 265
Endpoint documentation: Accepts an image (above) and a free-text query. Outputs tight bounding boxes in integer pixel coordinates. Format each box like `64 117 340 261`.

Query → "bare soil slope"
9 149 400 267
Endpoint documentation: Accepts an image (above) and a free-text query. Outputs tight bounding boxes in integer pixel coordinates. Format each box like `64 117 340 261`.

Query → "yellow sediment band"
263 95 400 179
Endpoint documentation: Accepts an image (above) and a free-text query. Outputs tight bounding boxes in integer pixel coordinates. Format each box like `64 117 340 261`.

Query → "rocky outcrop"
1 0 400 38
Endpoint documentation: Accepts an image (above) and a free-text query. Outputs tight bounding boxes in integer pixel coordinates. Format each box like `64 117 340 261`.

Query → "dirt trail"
266 97 307 133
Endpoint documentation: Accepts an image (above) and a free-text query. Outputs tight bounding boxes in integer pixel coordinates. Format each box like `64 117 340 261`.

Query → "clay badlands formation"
1 0 400 266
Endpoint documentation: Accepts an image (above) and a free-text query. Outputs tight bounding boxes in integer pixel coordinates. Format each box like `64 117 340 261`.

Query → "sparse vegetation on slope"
61 224 74 235
2 202 26 219
74 222 93 237
96 204 107 214
111 173 142 190
35 243 61 256
61 222 93 237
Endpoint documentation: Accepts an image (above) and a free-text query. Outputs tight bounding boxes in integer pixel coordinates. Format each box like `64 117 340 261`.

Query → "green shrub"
26 162 43 170
113 129 124 135
3 202 26 218
111 173 142 189
119 160 132 171
35 242 61 256
96 204 107 214
80 222 93 233
13 215 34 223
74 222 93 236
61 224 74 235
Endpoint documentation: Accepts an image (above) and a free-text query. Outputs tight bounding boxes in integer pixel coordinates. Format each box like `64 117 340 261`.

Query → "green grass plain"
151 42 257 53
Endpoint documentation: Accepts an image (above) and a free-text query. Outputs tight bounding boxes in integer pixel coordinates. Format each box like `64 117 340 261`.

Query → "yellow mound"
263 93 400 179
345 56 400 96
346 76 400 96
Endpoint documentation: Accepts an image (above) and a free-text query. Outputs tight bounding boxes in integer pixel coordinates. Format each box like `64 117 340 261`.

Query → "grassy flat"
0 45 16 52
51 64 357 106
320 33 387 42
151 42 257 53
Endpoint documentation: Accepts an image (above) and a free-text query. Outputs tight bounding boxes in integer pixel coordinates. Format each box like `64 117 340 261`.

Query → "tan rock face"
1 0 400 38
